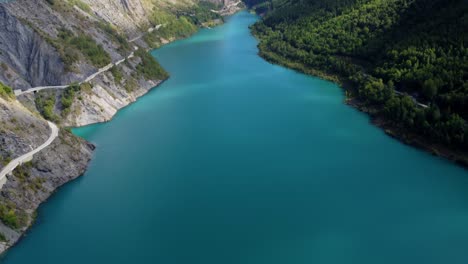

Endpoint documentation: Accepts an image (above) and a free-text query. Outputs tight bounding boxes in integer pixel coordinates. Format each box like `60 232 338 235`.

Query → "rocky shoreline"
255 46 468 170
0 129 94 254
346 98 468 169
0 2 244 255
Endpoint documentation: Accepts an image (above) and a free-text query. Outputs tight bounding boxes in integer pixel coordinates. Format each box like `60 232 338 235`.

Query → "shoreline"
0 129 95 256
0 14 236 256
68 10 246 129
255 44 468 170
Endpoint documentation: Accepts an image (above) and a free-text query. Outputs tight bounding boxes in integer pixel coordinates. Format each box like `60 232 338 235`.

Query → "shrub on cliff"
0 202 29 230
35 92 60 122
58 28 111 68
135 49 169 81
0 82 14 100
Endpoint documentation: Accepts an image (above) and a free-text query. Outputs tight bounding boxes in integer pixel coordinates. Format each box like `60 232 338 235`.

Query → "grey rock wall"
0 5 65 90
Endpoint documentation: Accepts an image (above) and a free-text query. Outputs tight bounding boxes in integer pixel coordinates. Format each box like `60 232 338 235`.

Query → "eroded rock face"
0 98 50 171
0 5 65 90
0 0 237 253
62 63 161 127
0 129 94 252
81 0 150 37
0 95 94 251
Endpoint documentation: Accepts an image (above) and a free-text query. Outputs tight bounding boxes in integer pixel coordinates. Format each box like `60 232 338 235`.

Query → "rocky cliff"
0 0 237 255
0 5 68 90
0 96 94 252
1 0 231 127
0 98 49 171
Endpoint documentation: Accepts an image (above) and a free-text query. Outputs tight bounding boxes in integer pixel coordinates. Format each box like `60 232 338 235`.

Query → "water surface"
3 11 468 264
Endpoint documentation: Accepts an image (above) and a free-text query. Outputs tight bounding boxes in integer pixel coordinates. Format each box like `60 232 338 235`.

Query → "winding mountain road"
15 23 164 97
394 90 429 108
129 24 163 43
3 23 167 189
5 24 166 188
0 121 59 189
15 46 139 97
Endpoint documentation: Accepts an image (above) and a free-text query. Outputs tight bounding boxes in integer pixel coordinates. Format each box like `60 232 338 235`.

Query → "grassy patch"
96 22 130 52
124 78 138 93
0 232 6 242
110 66 123 83
58 28 111 68
35 92 60 122
61 82 92 117
0 82 14 100
12 161 33 183
0 201 27 229
135 49 168 81
68 0 91 13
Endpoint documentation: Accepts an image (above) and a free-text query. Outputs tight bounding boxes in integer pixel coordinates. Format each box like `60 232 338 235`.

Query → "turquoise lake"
2 11 468 263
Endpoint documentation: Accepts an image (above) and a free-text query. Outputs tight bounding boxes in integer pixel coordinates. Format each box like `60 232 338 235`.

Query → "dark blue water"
3 11 468 264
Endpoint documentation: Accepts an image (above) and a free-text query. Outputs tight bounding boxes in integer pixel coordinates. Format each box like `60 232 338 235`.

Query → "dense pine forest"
249 0 468 162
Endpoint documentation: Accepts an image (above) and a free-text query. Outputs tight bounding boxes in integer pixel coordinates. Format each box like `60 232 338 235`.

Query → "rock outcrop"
0 5 67 90
0 0 237 255
0 129 94 252
80 0 150 37
0 98 49 171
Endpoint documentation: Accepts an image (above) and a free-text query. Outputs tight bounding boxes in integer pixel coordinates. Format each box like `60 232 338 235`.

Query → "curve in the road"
0 121 59 189
3 25 163 188
15 24 154 97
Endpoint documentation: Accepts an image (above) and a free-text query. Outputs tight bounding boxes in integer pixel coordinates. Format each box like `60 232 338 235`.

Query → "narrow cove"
2 11 468 264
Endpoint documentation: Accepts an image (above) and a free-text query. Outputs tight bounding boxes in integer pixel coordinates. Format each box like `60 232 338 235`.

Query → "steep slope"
0 94 94 252
1 0 227 126
251 0 468 166
0 4 69 90
0 0 240 254
0 98 49 171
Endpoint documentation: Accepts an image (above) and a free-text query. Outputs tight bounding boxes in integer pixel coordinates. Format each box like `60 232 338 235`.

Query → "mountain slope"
0 0 241 253
250 0 468 165
0 94 94 252
0 0 226 126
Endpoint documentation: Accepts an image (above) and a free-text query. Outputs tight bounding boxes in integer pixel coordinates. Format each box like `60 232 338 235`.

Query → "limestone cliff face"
0 98 49 170
0 0 201 127
0 96 94 252
0 5 67 90
62 69 161 127
0 129 94 253
0 0 234 253
80 0 150 37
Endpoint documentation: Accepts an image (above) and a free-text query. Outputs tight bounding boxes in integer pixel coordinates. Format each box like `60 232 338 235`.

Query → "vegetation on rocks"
135 49 169 81
0 201 27 230
60 83 84 118
57 28 111 68
96 22 130 53
144 3 222 47
110 66 124 83
0 82 14 100
35 92 60 123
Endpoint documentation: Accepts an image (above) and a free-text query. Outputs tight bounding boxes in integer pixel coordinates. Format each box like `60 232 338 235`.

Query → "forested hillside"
250 0 468 162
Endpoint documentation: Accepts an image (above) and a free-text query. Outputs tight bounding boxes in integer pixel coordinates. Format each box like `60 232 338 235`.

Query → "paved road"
211 1 241 14
14 23 164 96
129 24 163 43
3 25 161 188
0 121 59 189
14 85 68 96
15 22 159 97
394 90 429 108
15 47 139 97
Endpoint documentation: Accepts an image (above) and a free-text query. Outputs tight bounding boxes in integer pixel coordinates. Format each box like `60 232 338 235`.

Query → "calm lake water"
2 11 468 264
